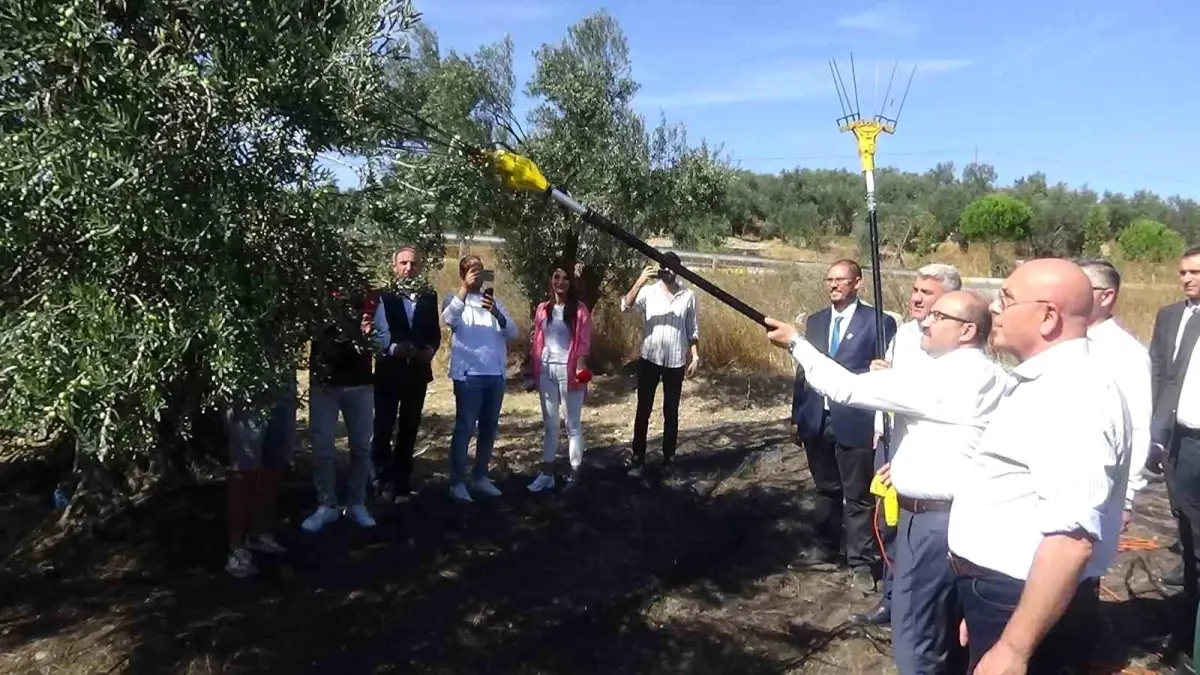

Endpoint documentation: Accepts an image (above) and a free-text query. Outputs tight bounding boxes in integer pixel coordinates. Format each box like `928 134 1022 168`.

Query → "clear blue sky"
329 0 1198 200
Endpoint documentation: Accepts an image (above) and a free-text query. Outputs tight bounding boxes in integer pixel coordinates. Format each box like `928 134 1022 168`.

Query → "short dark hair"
829 259 863 279
1074 258 1121 292
662 251 681 265
1184 245 1200 260
458 254 481 278
962 299 993 345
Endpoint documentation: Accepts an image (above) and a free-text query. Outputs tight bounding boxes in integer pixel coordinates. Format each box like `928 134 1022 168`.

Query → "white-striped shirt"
621 282 698 369
948 338 1131 581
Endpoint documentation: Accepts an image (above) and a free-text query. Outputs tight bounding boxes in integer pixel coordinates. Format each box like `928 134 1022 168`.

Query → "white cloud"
638 58 970 110
837 4 918 36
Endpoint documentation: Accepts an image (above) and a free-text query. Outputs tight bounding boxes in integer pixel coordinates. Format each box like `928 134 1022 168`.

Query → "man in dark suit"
373 247 442 502
792 259 897 592
1149 245 1200 663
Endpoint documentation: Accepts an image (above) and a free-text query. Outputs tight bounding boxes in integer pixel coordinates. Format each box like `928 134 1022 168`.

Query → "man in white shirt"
441 255 519 503
1076 259 1150 535
862 263 963 628
948 259 1131 674
766 290 1006 675
620 252 700 476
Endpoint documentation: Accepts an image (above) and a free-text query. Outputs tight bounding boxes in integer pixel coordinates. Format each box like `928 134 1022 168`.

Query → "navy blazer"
791 302 897 449
376 289 442 386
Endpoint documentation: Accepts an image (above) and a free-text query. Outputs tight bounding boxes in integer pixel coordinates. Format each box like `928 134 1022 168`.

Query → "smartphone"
480 268 495 297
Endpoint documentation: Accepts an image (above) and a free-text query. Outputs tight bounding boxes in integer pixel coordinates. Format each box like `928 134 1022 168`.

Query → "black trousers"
372 381 428 491
803 411 876 570
632 358 685 462
1166 428 1200 656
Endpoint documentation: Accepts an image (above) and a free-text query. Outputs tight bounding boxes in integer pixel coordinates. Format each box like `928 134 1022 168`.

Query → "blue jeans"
450 375 505 485
308 384 373 507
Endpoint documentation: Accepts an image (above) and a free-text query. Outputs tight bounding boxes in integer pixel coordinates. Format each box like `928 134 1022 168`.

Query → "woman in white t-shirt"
525 263 593 491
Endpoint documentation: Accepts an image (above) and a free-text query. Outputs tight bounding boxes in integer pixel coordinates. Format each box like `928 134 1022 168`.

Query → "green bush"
1118 219 1185 262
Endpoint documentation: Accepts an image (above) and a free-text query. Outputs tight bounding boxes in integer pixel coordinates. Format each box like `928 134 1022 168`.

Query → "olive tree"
0 0 423 515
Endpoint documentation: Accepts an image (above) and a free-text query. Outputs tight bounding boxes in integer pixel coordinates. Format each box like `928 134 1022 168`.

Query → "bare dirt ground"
0 366 1188 674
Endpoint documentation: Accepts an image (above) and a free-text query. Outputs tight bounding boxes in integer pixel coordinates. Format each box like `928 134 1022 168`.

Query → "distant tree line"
721 162 1197 270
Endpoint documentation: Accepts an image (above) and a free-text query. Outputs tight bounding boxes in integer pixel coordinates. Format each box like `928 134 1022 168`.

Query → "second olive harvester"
824 56 917 527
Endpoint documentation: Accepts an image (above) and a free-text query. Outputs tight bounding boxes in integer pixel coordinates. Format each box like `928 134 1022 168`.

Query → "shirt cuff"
788 337 822 370
1039 504 1105 541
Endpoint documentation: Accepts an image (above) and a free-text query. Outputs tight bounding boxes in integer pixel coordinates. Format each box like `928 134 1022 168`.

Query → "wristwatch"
787 337 800 354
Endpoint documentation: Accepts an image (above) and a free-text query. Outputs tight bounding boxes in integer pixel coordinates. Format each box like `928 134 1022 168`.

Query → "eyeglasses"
929 309 972 324
997 293 1052 311
825 277 858 285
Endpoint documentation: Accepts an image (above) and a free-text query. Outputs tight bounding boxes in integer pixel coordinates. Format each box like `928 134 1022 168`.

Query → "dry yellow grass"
428 243 1180 374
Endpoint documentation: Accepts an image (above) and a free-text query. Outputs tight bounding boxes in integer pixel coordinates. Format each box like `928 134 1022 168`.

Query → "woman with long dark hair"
526 262 592 491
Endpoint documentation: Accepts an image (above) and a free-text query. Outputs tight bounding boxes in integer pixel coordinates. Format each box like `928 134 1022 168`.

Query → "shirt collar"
935 345 987 362
1010 337 1089 383
831 300 859 320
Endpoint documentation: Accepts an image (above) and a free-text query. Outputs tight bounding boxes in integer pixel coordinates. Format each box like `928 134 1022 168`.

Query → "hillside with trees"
723 163 1199 273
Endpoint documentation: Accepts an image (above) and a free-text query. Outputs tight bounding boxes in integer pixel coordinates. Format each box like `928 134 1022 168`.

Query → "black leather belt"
948 553 990 578
898 496 952 513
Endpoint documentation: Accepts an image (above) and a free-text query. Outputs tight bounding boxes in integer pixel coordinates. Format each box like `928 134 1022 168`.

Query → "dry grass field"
0 242 1187 674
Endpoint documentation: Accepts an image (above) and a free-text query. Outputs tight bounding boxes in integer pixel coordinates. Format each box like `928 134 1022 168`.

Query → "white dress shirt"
874 320 931 434
1173 304 1200 429
620 283 698 369
441 293 519 380
1087 318 1151 507
948 339 1131 581
791 340 1010 500
819 300 860 411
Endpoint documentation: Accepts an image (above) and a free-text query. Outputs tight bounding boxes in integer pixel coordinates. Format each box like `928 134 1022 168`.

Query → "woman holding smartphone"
526 262 592 492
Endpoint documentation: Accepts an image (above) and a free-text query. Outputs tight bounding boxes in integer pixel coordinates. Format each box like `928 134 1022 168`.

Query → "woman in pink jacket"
526 262 592 492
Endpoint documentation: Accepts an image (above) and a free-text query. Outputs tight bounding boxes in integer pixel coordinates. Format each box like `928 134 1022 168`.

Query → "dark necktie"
1154 308 1200 430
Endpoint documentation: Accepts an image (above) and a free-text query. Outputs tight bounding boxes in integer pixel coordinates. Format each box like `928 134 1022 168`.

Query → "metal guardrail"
442 232 1004 294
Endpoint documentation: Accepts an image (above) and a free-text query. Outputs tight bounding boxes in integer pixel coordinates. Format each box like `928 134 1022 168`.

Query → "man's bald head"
993 258 1093 362
919 290 992 357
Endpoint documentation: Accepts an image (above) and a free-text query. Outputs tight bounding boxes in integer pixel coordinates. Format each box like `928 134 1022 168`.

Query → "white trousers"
538 362 585 468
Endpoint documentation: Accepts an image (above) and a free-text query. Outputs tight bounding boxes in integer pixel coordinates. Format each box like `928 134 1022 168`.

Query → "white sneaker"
301 505 341 533
225 547 257 578
245 533 287 554
470 477 503 498
527 473 556 493
346 503 376 528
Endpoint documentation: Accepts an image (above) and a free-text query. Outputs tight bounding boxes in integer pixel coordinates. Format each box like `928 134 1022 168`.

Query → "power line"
732 150 973 162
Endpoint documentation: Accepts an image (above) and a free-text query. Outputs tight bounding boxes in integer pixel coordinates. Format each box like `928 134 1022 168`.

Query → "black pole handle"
865 207 892 461
580 209 769 327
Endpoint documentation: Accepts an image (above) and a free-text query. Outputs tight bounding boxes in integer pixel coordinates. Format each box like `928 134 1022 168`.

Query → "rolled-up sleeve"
1031 403 1115 540
620 286 647 314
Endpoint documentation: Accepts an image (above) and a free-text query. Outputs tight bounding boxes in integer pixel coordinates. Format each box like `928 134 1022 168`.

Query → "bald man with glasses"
950 259 1130 674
